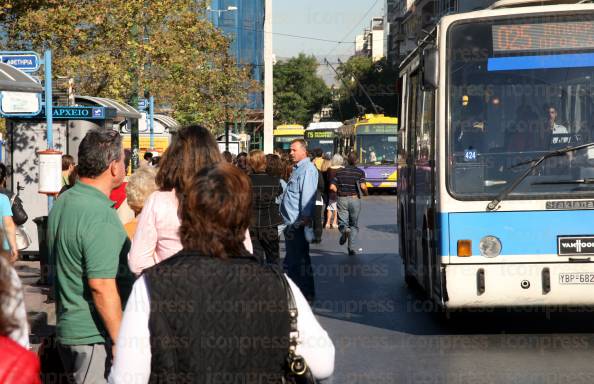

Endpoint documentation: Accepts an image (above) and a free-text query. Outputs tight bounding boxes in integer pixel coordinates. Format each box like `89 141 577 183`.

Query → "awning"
0 63 43 93
154 114 180 130
74 95 142 119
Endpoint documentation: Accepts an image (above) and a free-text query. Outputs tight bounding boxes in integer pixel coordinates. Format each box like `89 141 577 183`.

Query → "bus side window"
408 72 420 162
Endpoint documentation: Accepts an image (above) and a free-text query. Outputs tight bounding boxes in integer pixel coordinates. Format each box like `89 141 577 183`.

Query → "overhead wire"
323 0 381 58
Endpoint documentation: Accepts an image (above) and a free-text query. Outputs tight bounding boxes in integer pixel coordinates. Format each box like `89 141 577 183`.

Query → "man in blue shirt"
280 139 318 300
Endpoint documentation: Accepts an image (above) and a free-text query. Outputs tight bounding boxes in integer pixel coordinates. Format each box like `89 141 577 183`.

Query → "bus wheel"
400 211 415 287
404 272 416 288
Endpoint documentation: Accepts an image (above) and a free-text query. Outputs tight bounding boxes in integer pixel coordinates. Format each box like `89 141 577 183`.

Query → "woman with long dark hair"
111 163 334 383
128 125 253 275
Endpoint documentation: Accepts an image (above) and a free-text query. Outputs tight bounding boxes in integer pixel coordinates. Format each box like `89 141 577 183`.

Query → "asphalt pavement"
305 194 594 384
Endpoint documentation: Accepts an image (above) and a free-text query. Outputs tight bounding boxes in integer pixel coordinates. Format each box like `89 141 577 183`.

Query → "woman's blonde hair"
248 150 267 173
126 166 158 214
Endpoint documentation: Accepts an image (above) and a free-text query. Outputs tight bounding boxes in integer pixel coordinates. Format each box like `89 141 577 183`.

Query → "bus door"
403 71 421 281
414 84 438 297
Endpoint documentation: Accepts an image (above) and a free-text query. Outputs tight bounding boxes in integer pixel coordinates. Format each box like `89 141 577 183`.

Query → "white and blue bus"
398 0 594 308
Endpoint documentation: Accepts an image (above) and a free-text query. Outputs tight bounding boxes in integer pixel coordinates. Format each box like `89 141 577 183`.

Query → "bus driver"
544 106 569 145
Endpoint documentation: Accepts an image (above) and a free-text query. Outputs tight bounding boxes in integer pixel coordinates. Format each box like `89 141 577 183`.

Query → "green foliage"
273 53 331 126
333 56 399 120
0 0 250 130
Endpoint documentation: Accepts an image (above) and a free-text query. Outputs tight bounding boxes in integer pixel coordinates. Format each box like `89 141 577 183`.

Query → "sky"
272 0 385 62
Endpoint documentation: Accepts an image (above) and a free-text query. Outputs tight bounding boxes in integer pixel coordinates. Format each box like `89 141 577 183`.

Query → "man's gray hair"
77 128 123 178
290 138 307 149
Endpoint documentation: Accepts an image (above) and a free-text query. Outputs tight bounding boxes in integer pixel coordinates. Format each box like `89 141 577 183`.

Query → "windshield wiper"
532 178 594 185
486 142 594 211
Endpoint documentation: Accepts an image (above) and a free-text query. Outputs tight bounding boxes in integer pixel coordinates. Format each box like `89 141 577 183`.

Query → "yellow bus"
122 135 171 159
337 114 398 189
273 124 305 153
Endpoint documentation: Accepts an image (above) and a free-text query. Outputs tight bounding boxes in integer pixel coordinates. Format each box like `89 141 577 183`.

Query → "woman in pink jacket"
128 125 252 275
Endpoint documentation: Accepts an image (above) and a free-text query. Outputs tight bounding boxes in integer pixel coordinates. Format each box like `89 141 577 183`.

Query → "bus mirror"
422 46 439 90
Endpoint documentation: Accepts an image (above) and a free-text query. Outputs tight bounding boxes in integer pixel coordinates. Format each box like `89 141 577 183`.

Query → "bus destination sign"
305 131 333 139
358 124 398 135
493 21 594 53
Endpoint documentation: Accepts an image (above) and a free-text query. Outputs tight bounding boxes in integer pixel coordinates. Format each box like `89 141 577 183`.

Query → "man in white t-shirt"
547 106 569 144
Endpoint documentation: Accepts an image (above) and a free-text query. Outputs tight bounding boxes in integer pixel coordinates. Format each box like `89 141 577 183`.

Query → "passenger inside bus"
368 146 377 163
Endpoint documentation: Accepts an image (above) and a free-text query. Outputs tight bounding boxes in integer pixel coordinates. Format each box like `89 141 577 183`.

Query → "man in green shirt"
48 128 133 384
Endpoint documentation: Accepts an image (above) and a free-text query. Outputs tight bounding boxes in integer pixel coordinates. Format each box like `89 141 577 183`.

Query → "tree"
333 56 399 120
273 54 331 126
1 0 250 129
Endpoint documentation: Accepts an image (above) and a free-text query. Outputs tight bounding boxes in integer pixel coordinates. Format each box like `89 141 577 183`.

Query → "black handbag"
10 183 28 226
11 195 28 226
271 267 317 384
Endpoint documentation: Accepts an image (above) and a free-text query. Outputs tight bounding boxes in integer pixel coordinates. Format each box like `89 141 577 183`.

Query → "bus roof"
489 0 581 9
274 124 304 136
355 114 398 126
305 121 343 131
276 124 304 130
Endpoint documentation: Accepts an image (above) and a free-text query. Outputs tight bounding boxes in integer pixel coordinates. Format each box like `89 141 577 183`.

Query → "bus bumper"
444 263 594 308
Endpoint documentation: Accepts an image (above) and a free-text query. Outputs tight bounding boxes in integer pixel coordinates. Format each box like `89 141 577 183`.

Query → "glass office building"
209 0 264 110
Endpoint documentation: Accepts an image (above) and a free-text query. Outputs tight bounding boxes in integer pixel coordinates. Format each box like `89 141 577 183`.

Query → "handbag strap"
270 266 299 354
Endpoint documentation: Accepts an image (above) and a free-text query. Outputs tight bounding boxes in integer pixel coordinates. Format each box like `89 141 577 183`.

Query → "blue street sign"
137 99 148 111
22 106 116 120
0 51 40 72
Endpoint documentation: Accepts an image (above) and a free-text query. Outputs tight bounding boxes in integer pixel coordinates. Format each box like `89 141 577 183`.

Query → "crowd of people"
0 124 374 383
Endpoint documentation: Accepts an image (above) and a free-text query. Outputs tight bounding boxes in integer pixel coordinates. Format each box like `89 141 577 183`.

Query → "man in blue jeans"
330 152 368 255
280 139 318 300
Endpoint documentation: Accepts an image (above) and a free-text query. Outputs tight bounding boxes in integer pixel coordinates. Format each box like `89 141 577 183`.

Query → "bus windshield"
448 15 594 199
356 124 398 164
305 131 335 154
274 136 299 152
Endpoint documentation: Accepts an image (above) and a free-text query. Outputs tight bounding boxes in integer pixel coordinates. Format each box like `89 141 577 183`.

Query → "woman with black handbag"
110 163 335 383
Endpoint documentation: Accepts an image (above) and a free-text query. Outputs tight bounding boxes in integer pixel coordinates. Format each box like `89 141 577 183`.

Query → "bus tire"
404 273 417 288
400 209 416 287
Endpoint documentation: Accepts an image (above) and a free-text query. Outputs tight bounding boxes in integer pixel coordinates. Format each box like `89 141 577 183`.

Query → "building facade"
209 0 267 149
355 17 386 62
385 0 498 67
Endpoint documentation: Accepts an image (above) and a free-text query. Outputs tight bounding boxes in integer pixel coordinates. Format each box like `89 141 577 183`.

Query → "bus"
337 114 398 189
304 121 342 155
398 0 594 309
273 124 304 153
120 114 178 166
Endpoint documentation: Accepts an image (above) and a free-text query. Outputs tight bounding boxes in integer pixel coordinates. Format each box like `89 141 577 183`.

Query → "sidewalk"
16 260 55 352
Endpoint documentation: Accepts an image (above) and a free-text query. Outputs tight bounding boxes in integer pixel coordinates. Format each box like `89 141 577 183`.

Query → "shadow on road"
311 250 594 336
366 224 397 234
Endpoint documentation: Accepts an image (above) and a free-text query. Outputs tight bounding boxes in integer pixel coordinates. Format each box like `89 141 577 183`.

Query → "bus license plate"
559 273 594 284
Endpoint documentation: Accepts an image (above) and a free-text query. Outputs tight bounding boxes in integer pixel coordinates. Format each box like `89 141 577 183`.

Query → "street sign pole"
44 49 54 210
149 95 154 149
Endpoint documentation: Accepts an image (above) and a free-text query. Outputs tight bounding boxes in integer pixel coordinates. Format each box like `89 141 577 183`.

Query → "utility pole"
263 0 273 153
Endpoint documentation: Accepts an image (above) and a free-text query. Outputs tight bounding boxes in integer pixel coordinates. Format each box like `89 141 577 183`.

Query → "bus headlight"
479 236 501 258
